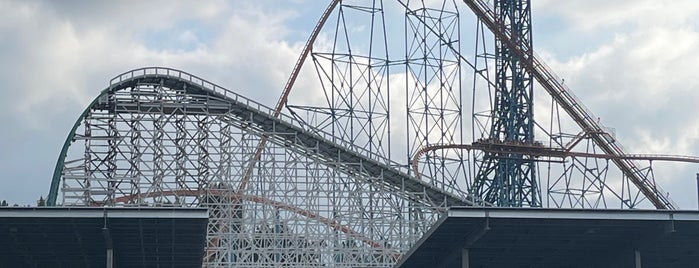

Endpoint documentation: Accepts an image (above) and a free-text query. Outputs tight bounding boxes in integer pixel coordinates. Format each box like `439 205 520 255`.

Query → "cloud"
537 0 699 31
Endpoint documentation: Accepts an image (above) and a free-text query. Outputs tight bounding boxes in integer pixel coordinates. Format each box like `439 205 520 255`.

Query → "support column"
696 173 699 209
102 220 113 268
106 248 114 268
634 250 641 268
461 249 470 268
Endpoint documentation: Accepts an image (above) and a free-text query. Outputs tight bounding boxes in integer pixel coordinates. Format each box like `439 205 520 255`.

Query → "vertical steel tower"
472 0 540 207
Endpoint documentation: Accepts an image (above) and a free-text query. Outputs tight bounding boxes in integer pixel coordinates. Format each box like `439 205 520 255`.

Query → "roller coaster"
47 0 696 266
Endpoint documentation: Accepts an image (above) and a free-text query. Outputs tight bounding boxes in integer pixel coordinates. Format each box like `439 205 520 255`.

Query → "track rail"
413 142 699 181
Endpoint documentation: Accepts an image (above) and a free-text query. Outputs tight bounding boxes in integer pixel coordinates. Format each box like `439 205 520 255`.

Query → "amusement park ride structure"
47 0 695 266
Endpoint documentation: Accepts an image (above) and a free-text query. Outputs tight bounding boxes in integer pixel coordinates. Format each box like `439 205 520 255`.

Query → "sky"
2 0 699 208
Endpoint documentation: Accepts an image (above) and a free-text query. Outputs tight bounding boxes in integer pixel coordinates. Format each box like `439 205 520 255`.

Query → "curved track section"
413 143 699 180
50 67 472 267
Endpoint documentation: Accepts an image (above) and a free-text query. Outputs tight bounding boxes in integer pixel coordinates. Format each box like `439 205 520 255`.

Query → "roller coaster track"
413 142 699 181
48 67 474 208
461 0 676 209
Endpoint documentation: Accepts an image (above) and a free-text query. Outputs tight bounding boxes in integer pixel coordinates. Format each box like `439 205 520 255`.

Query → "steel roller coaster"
48 0 695 266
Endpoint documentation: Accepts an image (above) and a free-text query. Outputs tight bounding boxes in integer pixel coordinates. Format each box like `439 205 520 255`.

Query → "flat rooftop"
396 207 699 268
0 207 208 267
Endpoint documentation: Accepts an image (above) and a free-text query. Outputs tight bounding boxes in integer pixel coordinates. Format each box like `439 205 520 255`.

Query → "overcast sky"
2 0 699 209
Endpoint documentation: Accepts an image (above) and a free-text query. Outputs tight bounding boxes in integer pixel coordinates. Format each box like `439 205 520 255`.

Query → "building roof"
0 207 208 267
395 207 699 268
